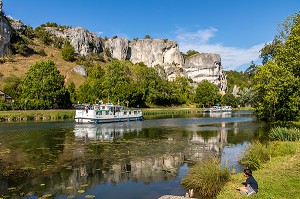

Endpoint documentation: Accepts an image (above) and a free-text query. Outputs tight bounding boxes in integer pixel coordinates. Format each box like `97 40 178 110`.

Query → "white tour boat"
74 102 144 123
203 106 232 113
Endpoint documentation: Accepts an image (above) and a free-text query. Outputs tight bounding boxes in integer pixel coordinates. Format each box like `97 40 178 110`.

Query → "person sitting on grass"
237 168 258 196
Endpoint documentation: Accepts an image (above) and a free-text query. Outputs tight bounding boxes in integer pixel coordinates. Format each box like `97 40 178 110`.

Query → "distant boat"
75 102 144 123
203 106 232 113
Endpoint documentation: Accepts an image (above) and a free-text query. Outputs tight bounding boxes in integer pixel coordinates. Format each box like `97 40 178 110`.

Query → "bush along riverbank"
180 127 300 199
0 110 75 121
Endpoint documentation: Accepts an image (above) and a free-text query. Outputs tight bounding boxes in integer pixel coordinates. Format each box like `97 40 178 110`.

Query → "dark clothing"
246 175 258 192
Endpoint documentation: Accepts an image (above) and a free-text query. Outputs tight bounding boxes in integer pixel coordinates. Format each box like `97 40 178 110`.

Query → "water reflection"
0 112 269 198
74 122 142 142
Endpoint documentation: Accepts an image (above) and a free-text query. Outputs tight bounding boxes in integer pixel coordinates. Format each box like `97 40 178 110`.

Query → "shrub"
239 140 296 170
61 43 75 61
181 159 230 198
269 127 300 141
37 49 47 56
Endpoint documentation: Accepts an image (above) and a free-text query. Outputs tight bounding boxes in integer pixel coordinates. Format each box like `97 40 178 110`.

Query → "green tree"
67 81 77 104
21 60 70 109
259 38 282 65
221 93 238 107
237 87 256 107
225 70 250 93
34 27 52 45
61 42 75 61
195 80 221 107
253 61 300 121
244 61 258 79
2 75 22 99
102 60 132 104
173 76 194 104
276 15 300 77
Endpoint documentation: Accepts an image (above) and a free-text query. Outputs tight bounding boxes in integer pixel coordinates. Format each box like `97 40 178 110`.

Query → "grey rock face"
104 38 129 60
73 65 87 77
105 38 184 80
129 39 184 66
9 18 26 35
129 39 184 80
0 14 12 56
45 27 103 56
184 53 227 93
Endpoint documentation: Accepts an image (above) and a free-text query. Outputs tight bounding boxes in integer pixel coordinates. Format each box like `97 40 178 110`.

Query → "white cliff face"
45 27 103 56
0 14 12 56
104 38 184 80
129 39 184 67
184 53 227 93
104 38 129 60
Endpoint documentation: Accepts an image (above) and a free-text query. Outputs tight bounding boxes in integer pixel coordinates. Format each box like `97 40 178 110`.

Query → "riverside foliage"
253 12 300 121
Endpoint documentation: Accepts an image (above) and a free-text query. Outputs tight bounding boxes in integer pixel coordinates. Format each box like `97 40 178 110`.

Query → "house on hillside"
0 90 13 103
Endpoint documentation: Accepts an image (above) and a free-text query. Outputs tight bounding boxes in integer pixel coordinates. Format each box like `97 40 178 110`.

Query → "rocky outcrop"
184 53 227 93
104 38 129 60
9 18 26 35
0 13 12 56
45 27 103 56
105 38 184 80
73 65 87 77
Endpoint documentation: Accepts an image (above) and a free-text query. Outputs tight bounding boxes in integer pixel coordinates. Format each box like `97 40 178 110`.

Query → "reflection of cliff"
0 121 242 197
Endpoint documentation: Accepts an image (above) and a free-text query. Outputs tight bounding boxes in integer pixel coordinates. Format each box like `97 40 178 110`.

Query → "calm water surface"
0 110 269 198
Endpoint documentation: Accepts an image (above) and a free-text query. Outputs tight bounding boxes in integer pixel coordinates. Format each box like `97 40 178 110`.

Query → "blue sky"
4 0 300 71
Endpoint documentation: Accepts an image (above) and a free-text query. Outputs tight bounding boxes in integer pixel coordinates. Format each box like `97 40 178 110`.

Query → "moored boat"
203 106 232 113
74 102 144 123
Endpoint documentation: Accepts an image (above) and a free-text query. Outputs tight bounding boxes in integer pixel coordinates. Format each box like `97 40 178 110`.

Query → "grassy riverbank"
217 141 300 198
0 109 75 121
0 108 197 121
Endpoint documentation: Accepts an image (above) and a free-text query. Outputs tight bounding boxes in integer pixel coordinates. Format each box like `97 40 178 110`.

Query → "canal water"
0 110 269 199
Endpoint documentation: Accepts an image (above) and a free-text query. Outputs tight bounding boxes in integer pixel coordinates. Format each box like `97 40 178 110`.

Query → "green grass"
181 159 230 198
142 109 192 115
239 141 296 170
217 142 300 199
269 127 300 141
0 109 75 121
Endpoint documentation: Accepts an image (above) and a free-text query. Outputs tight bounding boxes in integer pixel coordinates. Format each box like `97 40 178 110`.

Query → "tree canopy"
21 60 70 109
253 12 300 121
195 80 221 107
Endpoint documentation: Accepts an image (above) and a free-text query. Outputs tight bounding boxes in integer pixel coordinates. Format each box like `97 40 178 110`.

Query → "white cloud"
96 31 103 36
175 28 265 71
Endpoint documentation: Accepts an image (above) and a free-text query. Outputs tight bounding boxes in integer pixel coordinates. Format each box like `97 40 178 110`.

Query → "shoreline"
0 107 253 122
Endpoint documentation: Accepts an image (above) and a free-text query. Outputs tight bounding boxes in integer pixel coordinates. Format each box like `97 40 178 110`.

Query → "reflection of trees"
0 120 263 197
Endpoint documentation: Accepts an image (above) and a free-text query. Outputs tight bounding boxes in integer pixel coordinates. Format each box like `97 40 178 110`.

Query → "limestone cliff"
0 13 12 56
45 27 103 56
184 53 227 93
105 38 184 80
104 38 129 60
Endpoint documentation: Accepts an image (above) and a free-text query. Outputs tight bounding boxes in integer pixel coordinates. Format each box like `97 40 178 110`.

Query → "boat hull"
75 115 144 123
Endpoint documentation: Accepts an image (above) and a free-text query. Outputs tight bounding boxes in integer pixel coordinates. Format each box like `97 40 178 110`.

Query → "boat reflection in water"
74 122 142 142
0 112 264 198
203 111 232 118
